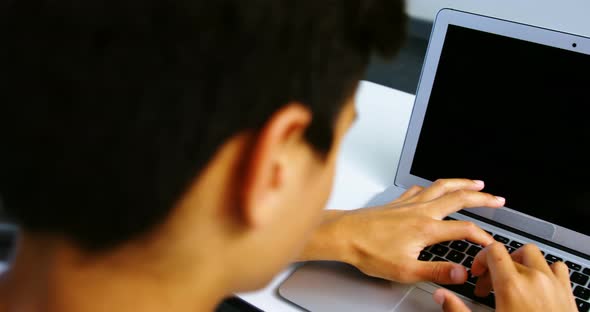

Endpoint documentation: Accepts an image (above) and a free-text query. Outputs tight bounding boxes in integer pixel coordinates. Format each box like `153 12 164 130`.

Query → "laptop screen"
411 25 590 237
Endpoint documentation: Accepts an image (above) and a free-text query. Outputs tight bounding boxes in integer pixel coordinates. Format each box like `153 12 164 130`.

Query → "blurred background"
366 0 590 94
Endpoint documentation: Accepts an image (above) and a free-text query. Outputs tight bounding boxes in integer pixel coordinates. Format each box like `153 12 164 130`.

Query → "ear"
240 103 312 229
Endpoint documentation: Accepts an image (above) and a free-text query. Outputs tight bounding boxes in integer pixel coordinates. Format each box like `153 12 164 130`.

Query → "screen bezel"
395 8 590 255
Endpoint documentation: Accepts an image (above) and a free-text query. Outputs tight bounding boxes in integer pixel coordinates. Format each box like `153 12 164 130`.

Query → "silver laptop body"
278 8 590 312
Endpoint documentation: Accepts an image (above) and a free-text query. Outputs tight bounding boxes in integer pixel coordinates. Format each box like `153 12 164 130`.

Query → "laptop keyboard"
418 217 590 312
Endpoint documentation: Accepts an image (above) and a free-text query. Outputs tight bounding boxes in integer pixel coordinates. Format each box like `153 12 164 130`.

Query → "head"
0 0 406 293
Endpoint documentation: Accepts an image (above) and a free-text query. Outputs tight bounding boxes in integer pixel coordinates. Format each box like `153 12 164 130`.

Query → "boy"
0 0 576 311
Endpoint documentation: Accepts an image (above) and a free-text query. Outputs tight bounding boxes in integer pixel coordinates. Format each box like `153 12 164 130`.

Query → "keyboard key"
439 241 452 246
571 272 590 286
493 234 510 244
450 241 469 252
509 240 523 249
431 244 450 257
433 256 446 262
567 261 582 271
446 250 466 263
418 251 434 261
505 246 516 254
441 283 495 309
584 268 590 276
463 256 474 268
576 298 590 312
574 286 590 301
466 245 482 257
545 254 563 263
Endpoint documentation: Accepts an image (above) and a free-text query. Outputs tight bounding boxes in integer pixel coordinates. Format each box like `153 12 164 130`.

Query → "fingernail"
495 196 505 204
433 290 445 305
450 267 464 282
473 180 484 187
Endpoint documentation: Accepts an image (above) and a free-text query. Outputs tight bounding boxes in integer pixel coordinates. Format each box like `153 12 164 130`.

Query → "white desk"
237 81 416 311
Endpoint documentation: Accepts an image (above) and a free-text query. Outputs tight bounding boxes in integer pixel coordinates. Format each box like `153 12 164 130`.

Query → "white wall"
407 0 590 37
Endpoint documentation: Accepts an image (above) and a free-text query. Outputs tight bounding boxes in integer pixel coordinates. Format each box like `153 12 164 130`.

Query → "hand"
299 179 505 284
433 243 578 311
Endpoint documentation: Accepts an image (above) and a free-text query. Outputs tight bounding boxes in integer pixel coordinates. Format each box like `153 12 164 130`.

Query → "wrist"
296 210 356 264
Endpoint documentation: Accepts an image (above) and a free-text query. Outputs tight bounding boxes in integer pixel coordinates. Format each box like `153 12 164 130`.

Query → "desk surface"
237 81 416 311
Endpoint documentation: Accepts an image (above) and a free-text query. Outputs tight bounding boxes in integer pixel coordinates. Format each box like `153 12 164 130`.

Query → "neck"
0 233 230 312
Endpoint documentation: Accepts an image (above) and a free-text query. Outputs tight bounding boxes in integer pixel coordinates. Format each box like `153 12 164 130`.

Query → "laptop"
278 8 590 312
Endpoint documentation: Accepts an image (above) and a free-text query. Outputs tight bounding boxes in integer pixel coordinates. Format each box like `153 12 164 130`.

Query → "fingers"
471 243 517 298
434 288 472 312
551 261 571 289
413 179 486 202
425 190 505 219
473 243 571 299
390 185 424 204
423 220 494 247
411 260 468 284
474 271 493 297
471 243 517 284
509 244 552 275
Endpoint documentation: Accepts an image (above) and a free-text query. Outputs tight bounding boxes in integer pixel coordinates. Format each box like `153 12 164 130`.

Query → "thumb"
413 260 467 284
433 288 471 312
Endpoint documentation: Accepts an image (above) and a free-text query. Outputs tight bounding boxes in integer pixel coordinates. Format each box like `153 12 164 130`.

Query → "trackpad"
395 288 440 312
278 262 409 311
395 287 491 312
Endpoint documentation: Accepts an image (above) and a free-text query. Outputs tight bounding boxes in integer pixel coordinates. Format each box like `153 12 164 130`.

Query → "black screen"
411 25 590 236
